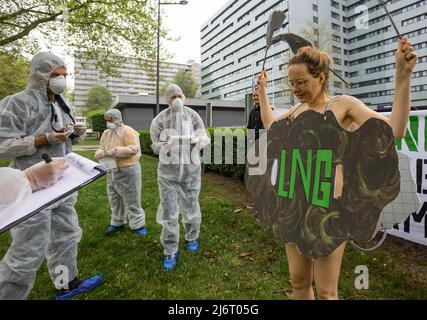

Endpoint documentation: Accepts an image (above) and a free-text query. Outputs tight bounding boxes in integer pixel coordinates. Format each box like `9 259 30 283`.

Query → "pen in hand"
42 154 53 164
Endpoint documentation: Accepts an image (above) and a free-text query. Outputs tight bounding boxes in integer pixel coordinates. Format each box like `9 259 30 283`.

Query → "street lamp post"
156 0 188 117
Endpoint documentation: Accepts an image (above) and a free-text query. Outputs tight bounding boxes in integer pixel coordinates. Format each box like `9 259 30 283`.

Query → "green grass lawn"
74 136 100 146
0 153 426 300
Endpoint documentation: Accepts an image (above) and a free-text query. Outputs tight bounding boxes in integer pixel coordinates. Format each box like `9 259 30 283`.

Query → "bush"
138 128 247 181
88 110 106 136
203 128 247 180
138 131 155 156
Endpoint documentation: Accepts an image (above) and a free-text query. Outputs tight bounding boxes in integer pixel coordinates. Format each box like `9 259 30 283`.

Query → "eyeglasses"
287 79 310 89
51 72 68 78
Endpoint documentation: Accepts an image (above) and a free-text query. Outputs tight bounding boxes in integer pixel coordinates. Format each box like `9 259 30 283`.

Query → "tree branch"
28 9 58 16
0 0 155 51
0 5 42 22
0 0 90 46
1 20 25 28
0 11 61 46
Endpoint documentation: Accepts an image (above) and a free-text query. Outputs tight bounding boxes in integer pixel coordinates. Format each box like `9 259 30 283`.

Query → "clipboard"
0 153 106 234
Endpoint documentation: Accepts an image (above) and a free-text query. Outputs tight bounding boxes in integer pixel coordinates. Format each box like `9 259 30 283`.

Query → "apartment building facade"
73 55 201 110
200 0 427 109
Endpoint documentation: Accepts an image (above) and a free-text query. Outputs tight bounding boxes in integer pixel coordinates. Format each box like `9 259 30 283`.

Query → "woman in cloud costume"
246 101 400 259
246 39 417 300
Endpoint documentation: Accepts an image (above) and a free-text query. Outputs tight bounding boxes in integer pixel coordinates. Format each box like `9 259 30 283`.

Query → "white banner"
382 111 427 246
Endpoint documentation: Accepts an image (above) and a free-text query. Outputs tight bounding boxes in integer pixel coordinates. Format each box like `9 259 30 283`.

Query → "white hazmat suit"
150 84 210 257
95 109 146 232
0 52 85 299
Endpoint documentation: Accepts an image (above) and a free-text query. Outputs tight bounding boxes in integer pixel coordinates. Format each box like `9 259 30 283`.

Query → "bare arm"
257 69 276 129
390 38 417 138
346 38 417 139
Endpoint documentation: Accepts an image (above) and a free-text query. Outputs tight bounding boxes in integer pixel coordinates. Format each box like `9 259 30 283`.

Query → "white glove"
74 122 87 137
95 149 107 159
105 149 116 157
46 132 70 144
190 137 200 145
95 149 115 158
24 158 70 192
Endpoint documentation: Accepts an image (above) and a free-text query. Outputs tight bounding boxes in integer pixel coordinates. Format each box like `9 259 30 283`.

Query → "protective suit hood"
105 109 124 127
26 52 66 92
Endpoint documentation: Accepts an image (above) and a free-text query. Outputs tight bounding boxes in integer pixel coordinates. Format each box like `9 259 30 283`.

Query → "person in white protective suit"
150 84 211 271
0 52 102 300
95 109 147 236
0 158 69 214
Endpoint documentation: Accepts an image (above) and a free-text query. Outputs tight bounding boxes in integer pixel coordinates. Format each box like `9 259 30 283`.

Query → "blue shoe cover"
105 225 124 234
134 226 148 236
187 240 199 252
55 274 103 300
163 252 178 271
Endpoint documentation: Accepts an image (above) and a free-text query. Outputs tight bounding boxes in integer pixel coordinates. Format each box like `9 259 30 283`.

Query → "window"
333 46 341 54
333 57 342 65
333 35 341 43
331 12 340 20
331 0 339 9
334 81 342 88
332 23 340 31
402 13 427 27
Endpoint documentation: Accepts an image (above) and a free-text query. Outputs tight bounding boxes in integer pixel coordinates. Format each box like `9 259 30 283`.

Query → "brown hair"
288 47 331 92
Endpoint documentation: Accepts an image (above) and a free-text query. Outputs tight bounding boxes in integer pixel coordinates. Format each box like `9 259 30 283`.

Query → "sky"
161 0 230 64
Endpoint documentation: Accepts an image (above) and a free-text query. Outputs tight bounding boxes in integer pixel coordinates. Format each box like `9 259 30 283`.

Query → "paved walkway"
72 145 100 152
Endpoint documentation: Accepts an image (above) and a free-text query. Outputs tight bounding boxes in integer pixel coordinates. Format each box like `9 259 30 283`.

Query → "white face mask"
48 75 67 95
171 98 184 111
106 122 116 130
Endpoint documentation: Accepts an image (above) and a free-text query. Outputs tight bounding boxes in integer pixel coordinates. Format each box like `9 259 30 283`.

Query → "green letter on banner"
288 149 312 201
396 116 419 152
278 150 288 198
312 150 333 209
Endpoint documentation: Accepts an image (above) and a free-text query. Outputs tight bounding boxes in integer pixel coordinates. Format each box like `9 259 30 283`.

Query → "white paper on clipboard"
0 153 106 234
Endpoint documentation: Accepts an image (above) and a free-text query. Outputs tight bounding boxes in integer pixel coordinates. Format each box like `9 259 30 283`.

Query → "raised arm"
257 70 276 130
390 38 417 138
346 38 417 138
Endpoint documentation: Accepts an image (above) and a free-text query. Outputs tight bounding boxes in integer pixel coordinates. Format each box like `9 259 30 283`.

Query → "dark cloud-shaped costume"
245 110 400 260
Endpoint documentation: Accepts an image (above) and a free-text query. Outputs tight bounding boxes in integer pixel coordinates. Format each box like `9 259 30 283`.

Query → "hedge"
204 128 247 180
138 128 247 180
138 130 156 156
87 110 107 134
